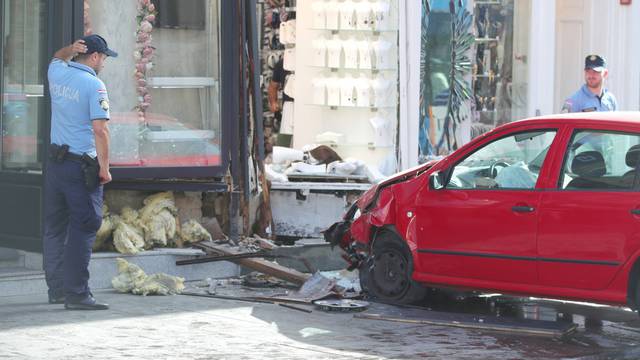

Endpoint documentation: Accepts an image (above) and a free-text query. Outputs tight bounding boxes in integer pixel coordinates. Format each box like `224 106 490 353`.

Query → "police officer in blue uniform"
44 34 116 310
561 55 617 113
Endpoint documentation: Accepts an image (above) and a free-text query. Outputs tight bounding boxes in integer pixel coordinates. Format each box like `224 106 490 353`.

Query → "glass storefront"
419 0 530 159
1 0 47 172
87 0 222 168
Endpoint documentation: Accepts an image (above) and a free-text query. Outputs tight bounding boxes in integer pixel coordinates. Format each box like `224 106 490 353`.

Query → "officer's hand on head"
99 168 112 185
72 40 88 56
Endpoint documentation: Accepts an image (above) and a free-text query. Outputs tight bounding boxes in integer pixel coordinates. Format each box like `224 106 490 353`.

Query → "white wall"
399 0 421 170
527 0 556 117
553 0 640 113
293 1 400 173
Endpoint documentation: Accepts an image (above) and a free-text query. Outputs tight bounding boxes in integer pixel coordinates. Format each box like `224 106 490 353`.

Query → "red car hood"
353 159 440 214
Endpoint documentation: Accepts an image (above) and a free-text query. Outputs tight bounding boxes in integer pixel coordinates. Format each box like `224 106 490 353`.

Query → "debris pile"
94 191 215 255
266 145 386 183
112 258 185 296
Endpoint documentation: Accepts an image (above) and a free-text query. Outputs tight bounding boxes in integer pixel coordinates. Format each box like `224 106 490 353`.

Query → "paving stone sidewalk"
1 290 639 359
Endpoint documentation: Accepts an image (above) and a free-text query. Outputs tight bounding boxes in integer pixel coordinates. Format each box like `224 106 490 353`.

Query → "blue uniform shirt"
48 59 110 158
561 84 617 113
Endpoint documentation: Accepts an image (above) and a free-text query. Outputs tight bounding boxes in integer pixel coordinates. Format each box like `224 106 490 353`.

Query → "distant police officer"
44 34 116 310
561 55 617 113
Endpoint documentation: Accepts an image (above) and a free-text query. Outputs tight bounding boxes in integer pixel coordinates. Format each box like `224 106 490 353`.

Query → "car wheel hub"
373 249 408 297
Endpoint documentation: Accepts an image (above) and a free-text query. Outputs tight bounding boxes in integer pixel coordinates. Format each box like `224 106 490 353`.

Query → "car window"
447 130 557 190
560 130 640 190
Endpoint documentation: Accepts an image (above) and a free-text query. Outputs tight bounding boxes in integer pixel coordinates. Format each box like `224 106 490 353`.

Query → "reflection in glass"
1 0 47 171
88 0 221 168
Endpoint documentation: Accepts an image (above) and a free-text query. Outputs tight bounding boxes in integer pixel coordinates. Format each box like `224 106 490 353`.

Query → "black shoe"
64 296 109 310
48 295 66 304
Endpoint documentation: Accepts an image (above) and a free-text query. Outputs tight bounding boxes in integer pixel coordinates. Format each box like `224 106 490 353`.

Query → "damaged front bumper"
323 203 369 270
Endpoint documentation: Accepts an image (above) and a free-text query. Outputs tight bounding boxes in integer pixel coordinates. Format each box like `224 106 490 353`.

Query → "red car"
326 112 640 311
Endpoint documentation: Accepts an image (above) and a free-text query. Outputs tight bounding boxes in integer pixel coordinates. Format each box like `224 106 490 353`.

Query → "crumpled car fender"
350 188 395 246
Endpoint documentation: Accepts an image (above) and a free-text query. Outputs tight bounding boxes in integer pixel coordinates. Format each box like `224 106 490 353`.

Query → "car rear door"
415 126 559 285
537 125 640 290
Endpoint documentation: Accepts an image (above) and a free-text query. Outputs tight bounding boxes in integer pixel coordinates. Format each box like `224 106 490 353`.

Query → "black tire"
359 231 427 304
635 278 640 315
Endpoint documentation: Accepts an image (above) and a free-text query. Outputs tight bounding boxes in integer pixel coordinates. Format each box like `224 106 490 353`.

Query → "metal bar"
181 291 313 313
248 0 264 162
278 303 313 313
240 0 251 203
0 0 5 172
175 251 271 266
106 179 228 192
180 291 272 304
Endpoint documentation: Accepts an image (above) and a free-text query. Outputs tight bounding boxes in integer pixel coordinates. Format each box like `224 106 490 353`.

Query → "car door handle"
512 206 535 213
631 209 640 215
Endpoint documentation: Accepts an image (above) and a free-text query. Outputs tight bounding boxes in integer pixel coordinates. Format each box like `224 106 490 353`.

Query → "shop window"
1 0 47 172
471 0 530 128
87 0 221 169
419 0 530 159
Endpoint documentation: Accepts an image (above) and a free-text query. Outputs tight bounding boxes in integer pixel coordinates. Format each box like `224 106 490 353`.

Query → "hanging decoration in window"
84 0 93 35
440 1 473 153
134 0 157 124
419 0 472 160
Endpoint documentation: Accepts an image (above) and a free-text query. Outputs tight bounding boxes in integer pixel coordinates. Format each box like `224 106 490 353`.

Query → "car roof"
517 111 640 126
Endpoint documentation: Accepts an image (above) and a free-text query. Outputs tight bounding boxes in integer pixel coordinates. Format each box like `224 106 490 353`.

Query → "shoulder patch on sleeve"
99 99 109 111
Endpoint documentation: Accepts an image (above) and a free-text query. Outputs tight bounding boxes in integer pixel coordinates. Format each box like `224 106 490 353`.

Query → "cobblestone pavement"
1 289 639 360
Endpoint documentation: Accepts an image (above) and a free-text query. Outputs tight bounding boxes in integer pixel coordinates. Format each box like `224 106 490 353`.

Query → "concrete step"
0 248 241 297
0 241 345 297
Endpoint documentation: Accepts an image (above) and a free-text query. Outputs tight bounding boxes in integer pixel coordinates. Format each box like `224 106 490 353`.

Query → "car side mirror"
429 171 444 190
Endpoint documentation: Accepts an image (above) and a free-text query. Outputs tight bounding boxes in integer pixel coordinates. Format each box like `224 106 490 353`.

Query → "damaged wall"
102 189 229 251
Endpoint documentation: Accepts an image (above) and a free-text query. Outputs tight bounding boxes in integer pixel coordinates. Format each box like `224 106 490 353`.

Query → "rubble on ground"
112 258 184 296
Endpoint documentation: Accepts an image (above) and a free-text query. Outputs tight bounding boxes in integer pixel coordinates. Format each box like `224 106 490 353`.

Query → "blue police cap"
585 55 606 72
81 34 118 58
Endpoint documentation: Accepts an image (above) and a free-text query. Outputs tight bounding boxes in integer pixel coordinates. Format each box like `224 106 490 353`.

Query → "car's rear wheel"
360 231 427 304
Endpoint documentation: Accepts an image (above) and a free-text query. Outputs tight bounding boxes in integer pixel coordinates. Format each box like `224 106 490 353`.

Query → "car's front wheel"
360 232 427 304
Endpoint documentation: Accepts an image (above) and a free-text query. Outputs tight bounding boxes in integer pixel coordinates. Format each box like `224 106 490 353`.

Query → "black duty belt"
64 152 84 163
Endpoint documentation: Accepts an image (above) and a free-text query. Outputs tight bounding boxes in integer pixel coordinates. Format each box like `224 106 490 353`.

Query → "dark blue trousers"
43 160 103 301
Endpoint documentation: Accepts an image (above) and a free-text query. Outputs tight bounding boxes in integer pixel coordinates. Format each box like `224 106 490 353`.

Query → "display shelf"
474 1 501 6
318 141 393 150
308 104 395 111
474 37 500 43
309 28 397 34
148 77 218 89
311 66 396 73
472 74 501 79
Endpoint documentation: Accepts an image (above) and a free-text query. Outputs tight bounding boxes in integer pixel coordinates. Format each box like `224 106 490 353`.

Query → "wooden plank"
195 242 311 285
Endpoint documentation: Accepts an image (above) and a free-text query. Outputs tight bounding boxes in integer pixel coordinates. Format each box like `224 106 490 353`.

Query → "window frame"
557 129 640 192
108 0 235 181
444 128 558 191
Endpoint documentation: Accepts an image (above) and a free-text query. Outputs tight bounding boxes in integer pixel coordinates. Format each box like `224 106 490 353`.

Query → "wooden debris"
195 241 310 285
